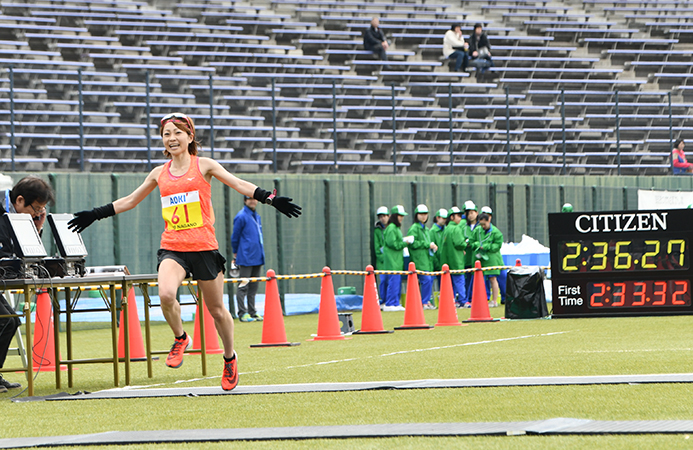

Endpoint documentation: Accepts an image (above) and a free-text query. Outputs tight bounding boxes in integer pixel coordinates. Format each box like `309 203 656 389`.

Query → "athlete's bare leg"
198 271 235 359
158 258 187 337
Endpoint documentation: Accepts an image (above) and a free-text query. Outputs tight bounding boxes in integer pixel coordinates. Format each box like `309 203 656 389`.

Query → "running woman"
67 112 301 391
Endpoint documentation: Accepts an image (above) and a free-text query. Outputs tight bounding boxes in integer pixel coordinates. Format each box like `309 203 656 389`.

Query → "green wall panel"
4 171 693 294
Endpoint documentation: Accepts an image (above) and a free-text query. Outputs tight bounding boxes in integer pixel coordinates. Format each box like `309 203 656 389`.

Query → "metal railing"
2 68 684 175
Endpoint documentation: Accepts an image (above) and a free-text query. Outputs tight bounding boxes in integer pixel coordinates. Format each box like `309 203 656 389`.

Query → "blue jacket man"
231 197 265 322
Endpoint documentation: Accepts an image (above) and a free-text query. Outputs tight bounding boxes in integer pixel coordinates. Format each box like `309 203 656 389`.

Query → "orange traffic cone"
192 292 224 354
354 265 393 334
435 264 464 327
309 267 349 340
118 287 147 361
251 269 300 347
32 290 65 372
395 262 434 330
463 261 499 323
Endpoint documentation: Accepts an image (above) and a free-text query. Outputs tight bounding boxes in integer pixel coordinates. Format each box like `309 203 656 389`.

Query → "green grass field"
3 307 693 449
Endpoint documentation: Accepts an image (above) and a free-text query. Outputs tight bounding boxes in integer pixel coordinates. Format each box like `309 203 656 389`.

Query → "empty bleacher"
0 0 692 174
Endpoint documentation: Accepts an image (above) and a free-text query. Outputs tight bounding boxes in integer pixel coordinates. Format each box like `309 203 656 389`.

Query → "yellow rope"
4 264 550 293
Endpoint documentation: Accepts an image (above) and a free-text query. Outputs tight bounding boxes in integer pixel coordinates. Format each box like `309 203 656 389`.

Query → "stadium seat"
0 0 688 174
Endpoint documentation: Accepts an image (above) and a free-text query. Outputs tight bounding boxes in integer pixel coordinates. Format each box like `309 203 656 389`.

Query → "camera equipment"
47 214 87 277
3 213 48 278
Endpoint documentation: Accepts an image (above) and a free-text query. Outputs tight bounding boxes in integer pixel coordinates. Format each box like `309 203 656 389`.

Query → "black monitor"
47 213 88 258
5 213 48 258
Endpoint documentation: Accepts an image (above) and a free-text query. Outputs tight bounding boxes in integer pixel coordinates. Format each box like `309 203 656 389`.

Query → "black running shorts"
156 249 227 281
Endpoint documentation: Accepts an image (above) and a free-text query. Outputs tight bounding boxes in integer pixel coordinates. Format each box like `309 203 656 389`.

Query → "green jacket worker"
407 204 437 308
440 206 467 305
430 208 447 272
374 206 389 269
373 206 390 302
382 205 413 311
461 200 479 304
471 212 504 307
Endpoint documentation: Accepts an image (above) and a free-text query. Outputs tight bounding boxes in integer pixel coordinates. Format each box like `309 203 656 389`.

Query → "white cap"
448 206 462 215
376 206 389 215
414 204 429 214
390 205 408 216
463 200 477 212
481 206 492 215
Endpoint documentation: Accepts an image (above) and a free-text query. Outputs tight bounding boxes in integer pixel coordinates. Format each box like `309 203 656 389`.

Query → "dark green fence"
8 172 693 294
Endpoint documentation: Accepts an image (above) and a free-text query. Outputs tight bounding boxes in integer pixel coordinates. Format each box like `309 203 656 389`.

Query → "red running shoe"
165 334 192 368
222 351 239 391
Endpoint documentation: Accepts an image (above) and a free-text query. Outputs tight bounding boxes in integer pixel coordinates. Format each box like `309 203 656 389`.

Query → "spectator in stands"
672 139 693 175
562 203 574 213
472 212 504 308
364 17 389 68
0 176 54 392
382 205 413 311
430 208 447 289
68 112 301 392
231 196 265 323
441 206 467 307
407 204 437 309
468 23 494 77
373 206 390 303
461 200 479 306
443 23 469 72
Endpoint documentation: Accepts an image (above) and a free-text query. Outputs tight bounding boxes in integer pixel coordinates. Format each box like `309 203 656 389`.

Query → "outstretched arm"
202 157 258 197
68 167 161 233
201 157 302 218
113 168 160 213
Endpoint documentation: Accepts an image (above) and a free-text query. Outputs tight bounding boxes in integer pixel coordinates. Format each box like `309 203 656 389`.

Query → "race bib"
161 190 203 231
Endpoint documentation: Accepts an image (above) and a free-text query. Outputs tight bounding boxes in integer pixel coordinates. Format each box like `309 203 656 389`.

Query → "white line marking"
114 331 571 391
379 332 570 357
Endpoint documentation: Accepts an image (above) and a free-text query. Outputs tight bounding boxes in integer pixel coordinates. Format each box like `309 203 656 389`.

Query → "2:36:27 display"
560 238 687 273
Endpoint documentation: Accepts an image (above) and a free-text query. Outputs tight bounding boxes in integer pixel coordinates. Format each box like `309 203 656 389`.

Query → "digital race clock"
548 209 693 317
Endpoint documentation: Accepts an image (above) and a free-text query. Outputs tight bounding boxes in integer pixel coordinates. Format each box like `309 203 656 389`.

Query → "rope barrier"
3 265 551 293
331 270 370 276
276 272 326 280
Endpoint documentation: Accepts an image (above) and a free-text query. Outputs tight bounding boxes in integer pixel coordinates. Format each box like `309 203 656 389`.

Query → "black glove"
253 187 302 219
67 203 116 233
273 196 302 218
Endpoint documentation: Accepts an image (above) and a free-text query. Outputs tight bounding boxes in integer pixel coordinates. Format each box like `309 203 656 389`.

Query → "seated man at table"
0 176 54 392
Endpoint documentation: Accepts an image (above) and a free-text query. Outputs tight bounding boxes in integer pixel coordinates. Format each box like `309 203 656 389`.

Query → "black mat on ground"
38 373 693 402
4 419 693 448
13 392 90 403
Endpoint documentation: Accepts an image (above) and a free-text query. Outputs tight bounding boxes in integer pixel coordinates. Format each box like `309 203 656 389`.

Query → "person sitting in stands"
468 23 494 77
443 23 469 72
672 139 693 175
364 17 389 69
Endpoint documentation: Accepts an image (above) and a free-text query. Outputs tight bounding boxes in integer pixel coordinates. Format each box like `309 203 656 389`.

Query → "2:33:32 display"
588 280 691 308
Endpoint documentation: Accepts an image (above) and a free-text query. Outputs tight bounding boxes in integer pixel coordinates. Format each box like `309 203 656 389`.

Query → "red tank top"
157 155 218 252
